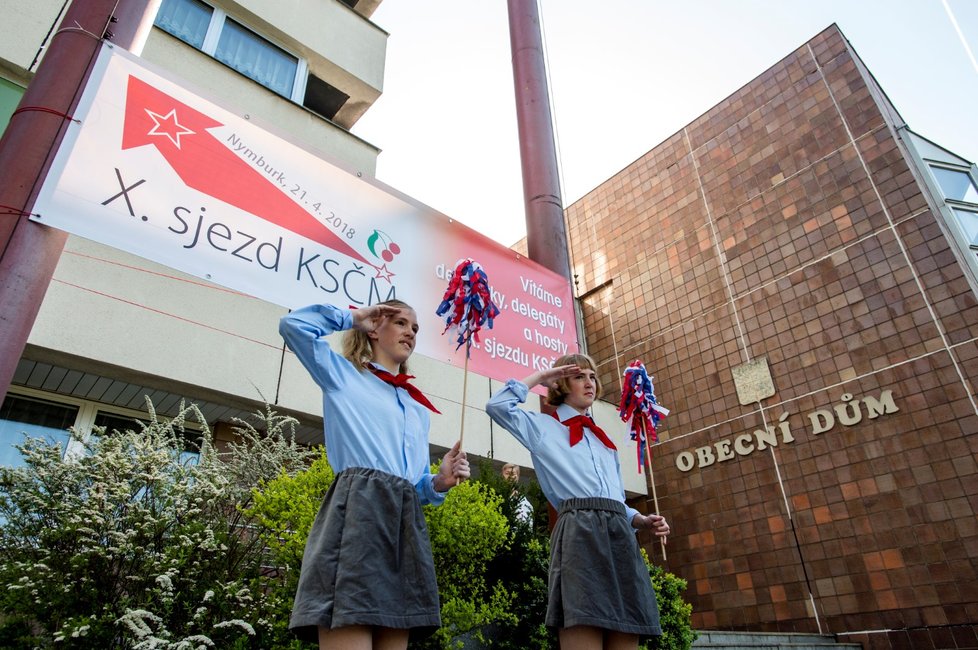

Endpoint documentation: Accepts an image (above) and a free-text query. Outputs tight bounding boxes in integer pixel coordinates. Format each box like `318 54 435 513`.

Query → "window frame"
0 389 87 465
156 0 309 103
926 160 978 250
2 386 205 463
950 205 978 251
927 161 978 204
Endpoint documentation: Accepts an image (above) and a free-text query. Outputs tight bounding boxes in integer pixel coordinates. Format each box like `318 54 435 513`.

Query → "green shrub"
643 552 697 650
246 451 334 572
470 458 695 650
417 476 514 649
244 456 516 650
243 450 334 649
471 459 553 650
0 401 316 649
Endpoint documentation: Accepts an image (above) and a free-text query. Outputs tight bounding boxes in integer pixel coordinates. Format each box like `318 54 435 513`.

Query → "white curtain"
155 0 212 48
215 20 297 98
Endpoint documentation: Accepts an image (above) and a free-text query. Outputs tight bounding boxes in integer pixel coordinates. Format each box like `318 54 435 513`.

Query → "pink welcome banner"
33 44 578 383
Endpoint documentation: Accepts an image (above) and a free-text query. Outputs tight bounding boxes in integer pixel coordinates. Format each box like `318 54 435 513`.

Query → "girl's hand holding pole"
433 440 470 492
631 513 670 543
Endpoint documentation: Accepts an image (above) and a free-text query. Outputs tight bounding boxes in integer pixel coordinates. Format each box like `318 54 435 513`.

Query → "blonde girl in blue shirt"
486 353 670 650
281 300 470 650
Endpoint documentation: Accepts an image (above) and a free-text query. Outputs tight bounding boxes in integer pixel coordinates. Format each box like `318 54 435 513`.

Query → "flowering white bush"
0 401 317 649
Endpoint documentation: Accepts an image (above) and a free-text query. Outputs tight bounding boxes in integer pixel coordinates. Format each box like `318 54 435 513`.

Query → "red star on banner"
374 264 395 283
145 108 195 148
120 75 373 265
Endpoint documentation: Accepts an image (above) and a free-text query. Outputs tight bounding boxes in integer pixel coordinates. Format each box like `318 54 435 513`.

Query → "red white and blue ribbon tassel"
435 258 501 357
618 359 670 473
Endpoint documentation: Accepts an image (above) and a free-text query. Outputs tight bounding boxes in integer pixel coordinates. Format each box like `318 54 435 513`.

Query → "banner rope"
11 106 80 123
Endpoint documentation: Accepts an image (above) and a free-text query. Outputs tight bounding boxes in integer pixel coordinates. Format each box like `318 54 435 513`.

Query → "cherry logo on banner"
367 229 401 263
120 75 371 266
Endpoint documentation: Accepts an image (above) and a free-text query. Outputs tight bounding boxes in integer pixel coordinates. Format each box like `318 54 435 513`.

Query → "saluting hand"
521 364 582 390
351 304 402 334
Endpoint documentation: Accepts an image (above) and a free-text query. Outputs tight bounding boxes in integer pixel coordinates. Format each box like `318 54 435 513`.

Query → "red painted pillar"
507 0 572 282
0 0 156 401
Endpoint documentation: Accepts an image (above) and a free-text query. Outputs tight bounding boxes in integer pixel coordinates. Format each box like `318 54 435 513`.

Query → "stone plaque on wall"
732 357 776 405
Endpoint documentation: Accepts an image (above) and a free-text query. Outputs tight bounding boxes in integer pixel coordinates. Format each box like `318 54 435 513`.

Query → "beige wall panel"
429 400 491 459
0 0 62 72
28 237 286 404
486 421 533 468
410 353 465 405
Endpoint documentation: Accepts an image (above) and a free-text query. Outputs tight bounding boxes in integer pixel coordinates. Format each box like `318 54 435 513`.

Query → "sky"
352 0 978 247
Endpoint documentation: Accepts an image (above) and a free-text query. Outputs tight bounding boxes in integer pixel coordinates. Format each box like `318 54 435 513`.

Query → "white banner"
33 44 579 383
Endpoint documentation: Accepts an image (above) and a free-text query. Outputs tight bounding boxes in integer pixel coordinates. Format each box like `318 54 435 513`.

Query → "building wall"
0 77 24 133
1 1 384 443
566 25 978 649
0 0 63 73
215 0 387 127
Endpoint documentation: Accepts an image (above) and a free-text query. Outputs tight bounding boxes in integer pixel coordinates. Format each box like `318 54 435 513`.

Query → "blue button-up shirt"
486 379 638 522
280 304 445 506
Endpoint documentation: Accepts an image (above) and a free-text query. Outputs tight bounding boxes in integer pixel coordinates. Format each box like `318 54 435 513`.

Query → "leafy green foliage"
471 459 553 650
0 401 317 649
242 449 334 649
418 477 515 649
467 459 696 650
642 552 697 650
246 451 334 572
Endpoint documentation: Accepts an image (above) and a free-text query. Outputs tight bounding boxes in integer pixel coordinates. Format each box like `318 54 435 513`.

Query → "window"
0 394 78 467
155 0 301 99
929 162 978 252
154 0 211 48
1 390 206 468
952 208 978 249
154 0 348 120
931 165 978 204
214 18 297 98
91 411 144 434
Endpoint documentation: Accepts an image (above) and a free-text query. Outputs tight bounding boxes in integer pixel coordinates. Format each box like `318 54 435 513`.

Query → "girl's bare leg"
605 630 640 650
559 625 603 650
318 625 371 650
373 627 409 650
318 625 408 650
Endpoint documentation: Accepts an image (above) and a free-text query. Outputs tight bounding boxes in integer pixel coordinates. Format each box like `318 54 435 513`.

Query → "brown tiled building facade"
564 25 978 650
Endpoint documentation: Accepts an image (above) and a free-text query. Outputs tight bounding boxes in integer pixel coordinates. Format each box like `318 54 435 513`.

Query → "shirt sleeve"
279 304 353 392
485 379 547 450
415 472 447 506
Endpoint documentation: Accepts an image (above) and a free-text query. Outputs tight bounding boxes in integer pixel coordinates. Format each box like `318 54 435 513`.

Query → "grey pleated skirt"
289 467 440 642
547 497 661 638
